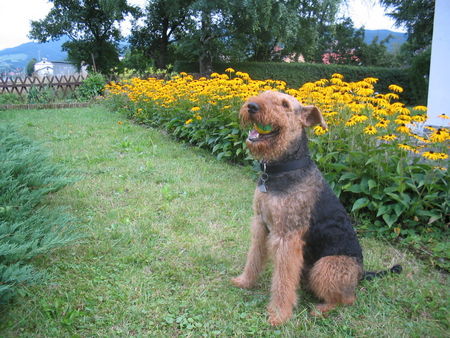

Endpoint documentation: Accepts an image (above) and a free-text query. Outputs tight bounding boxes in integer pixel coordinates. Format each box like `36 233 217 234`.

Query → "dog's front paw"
268 306 292 326
231 275 254 289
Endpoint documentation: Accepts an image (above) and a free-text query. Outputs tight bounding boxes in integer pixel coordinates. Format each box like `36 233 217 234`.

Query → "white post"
426 0 450 127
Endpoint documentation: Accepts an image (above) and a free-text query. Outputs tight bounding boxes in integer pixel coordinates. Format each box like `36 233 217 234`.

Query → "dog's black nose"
248 102 259 114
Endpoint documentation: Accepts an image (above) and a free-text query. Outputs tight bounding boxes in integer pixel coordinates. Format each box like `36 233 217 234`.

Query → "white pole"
426 0 450 127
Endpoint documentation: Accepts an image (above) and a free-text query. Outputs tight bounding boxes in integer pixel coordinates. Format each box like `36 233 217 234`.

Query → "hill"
363 29 407 53
0 38 68 75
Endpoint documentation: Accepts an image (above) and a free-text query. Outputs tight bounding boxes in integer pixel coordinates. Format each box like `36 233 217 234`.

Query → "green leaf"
352 197 370 212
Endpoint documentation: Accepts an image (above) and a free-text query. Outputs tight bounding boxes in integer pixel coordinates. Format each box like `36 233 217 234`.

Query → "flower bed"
105 70 449 269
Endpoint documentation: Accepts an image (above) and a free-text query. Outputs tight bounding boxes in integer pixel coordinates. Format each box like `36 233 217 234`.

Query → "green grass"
0 106 448 336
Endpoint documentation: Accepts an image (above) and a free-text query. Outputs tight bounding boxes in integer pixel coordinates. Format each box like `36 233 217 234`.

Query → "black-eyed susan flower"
375 119 389 128
364 126 377 135
313 125 328 135
378 134 397 141
430 128 450 142
438 113 450 119
396 124 410 134
388 84 404 93
413 105 427 112
398 143 419 153
421 151 448 160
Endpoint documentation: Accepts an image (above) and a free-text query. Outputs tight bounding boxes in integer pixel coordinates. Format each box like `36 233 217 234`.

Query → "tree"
129 0 194 69
379 0 435 53
26 58 37 76
319 18 365 65
29 0 135 74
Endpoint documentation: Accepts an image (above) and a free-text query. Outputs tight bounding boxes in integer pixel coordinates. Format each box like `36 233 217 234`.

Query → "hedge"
174 61 421 105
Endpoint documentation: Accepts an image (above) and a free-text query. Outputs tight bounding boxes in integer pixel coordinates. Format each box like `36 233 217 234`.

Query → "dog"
231 91 401 326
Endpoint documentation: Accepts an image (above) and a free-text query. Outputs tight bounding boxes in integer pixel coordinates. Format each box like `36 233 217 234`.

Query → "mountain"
363 29 408 53
0 38 68 75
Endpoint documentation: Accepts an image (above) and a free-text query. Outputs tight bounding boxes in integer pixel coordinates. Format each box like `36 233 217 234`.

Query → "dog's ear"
300 105 328 129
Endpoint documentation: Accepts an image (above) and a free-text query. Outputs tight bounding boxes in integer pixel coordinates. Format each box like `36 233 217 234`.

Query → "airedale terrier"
232 91 401 326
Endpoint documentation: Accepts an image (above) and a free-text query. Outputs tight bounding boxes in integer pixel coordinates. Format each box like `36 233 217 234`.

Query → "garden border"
0 102 91 110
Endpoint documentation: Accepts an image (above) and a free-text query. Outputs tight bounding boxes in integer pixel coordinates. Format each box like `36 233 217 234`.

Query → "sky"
0 0 405 51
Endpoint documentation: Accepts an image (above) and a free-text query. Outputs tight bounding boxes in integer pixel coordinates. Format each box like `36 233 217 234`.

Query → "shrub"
76 72 107 100
27 86 57 104
0 93 25 105
0 125 78 303
105 70 449 269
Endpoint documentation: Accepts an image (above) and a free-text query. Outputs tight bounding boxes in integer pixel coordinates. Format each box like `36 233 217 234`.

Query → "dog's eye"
282 100 290 109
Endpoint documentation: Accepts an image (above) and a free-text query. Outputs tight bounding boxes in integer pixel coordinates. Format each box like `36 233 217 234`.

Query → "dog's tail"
362 264 402 281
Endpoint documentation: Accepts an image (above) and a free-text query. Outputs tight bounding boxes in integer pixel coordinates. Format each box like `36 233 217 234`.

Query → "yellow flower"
364 126 377 135
375 119 389 128
191 106 201 112
438 113 450 119
225 67 235 73
413 105 427 112
411 114 427 122
398 143 419 153
313 125 328 135
429 128 450 142
331 73 344 79
185 119 193 125
422 151 448 160
388 84 404 93
378 134 397 141
396 124 410 134
363 77 378 84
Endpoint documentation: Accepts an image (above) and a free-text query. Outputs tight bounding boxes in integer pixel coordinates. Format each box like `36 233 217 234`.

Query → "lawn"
0 106 448 336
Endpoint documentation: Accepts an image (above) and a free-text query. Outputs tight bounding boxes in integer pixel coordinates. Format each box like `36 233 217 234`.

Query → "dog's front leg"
267 230 305 326
231 216 268 289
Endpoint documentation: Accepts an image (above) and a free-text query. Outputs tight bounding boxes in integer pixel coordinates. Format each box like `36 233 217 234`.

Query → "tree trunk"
199 10 213 75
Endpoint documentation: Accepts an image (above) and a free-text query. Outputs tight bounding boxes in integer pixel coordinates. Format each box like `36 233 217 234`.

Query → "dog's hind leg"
267 230 306 326
308 256 362 316
231 216 268 289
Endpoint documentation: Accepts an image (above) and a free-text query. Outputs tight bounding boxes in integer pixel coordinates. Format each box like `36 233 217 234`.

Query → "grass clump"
0 124 78 303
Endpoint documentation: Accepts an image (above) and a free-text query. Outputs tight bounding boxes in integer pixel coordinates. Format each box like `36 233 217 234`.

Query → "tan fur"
232 91 361 325
308 256 362 315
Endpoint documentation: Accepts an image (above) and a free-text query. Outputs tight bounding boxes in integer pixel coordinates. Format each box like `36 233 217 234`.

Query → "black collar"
260 157 312 175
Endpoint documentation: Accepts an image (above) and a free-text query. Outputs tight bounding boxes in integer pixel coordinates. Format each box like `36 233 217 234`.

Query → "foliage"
0 93 25 105
76 73 107 100
129 0 194 69
105 70 449 269
380 0 435 54
0 125 78 303
29 0 136 74
26 58 37 77
27 86 58 104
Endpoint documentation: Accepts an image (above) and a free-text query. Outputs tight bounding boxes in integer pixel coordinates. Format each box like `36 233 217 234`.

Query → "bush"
0 93 25 105
174 61 419 105
76 73 107 100
0 125 78 303
105 71 449 270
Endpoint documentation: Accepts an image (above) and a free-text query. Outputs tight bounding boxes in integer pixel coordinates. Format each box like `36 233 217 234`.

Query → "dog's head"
239 90 327 161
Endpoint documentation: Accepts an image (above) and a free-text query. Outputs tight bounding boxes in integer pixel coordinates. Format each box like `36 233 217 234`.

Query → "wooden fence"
0 74 87 97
